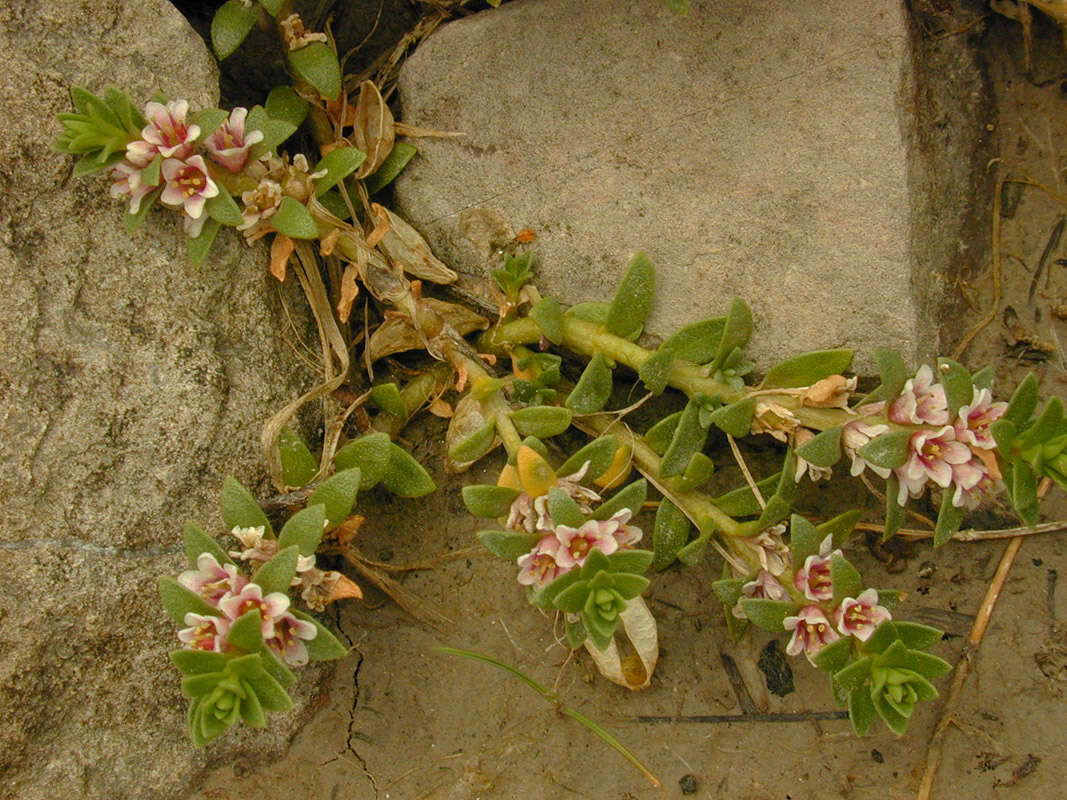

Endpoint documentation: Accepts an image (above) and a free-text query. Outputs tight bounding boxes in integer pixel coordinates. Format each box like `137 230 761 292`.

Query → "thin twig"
854 518 1067 542
916 536 1024 800
726 434 765 510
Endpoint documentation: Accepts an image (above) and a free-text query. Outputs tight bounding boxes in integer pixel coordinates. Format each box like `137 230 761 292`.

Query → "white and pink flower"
555 519 620 569
203 107 263 173
127 100 199 162
784 605 841 664
218 582 291 640
178 552 247 605
889 365 949 426
177 612 231 652
601 508 643 548
266 612 317 666
732 570 790 619
842 409 892 480
834 588 891 641
895 425 973 506
160 155 218 222
953 466 1005 510
744 524 790 576
793 534 843 602
516 535 567 587
109 160 157 214
953 387 1007 450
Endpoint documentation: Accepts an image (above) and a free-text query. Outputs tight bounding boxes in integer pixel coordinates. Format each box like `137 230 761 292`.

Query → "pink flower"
109 160 157 214
743 524 790 576
218 582 291 640
953 387 1007 450
516 535 568 587
834 588 891 641
784 605 841 664
953 465 1004 510
601 508 643 548
555 519 620 569
732 570 790 619
203 107 264 172
266 612 317 666
793 534 842 601
889 365 949 426
177 612 231 652
127 100 199 162
160 155 218 221
178 553 247 606
895 425 972 505
842 414 892 480
238 178 283 240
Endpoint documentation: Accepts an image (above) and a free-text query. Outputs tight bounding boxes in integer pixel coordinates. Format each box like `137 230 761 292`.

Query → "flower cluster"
176 551 317 666
516 509 642 587
844 365 1007 510
109 100 262 236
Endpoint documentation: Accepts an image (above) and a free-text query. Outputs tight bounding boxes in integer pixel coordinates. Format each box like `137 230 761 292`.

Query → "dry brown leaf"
334 514 366 548
374 205 458 284
325 572 363 602
365 297 488 361
319 227 341 256
459 207 515 260
352 80 395 179
802 375 857 408
336 262 361 323
427 397 454 418
269 234 295 282
366 203 392 248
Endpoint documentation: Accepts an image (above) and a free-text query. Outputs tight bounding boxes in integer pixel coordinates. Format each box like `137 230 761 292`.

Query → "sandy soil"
188 7 1067 800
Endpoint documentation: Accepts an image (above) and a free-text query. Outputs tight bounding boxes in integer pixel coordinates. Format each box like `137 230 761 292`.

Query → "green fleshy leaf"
992 418 1017 452
873 349 909 403
259 0 284 14
861 621 899 654
605 549 654 575
812 636 853 674
278 427 318 488
739 598 800 632
936 358 973 420
755 494 792 530
124 187 162 231
816 509 864 549
334 432 392 489
675 530 711 566
679 451 716 489
511 405 572 438
478 529 541 560
287 41 342 101
220 476 272 536
211 0 257 59
592 479 647 521
761 349 854 389
893 622 944 651
141 154 162 187
643 410 681 455
307 467 360 529
711 471 781 517
246 117 298 160
652 498 690 571
270 197 319 239
565 353 613 414
1011 457 1039 525
181 672 224 699
557 436 620 483
363 141 417 194
226 608 265 652
74 151 127 176
159 576 221 625
381 443 436 497
171 649 231 676
277 504 326 556
253 545 299 596
205 182 243 226
662 317 726 365
241 664 293 712
971 365 995 392
610 573 650 599
265 86 309 128
857 430 911 470
564 301 610 325
605 251 655 340
788 514 822 565
183 521 234 568
564 614 588 648
194 108 230 142
370 383 406 417
554 581 592 614
463 485 520 518
884 475 904 540
187 218 222 267
313 146 367 196
708 397 757 438
532 569 583 608
547 486 587 528
637 347 674 395
530 296 564 344
448 419 497 464
257 647 295 688
933 486 964 547
660 398 709 478
880 648 952 679
709 298 752 372
832 656 872 694
830 555 863 605
848 687 877 735
795 425 844 468
580 547 612 577
291 609 349 661
1004 373 1038 428
317 189 352 220
239 681 267 727
1021 396 1064 449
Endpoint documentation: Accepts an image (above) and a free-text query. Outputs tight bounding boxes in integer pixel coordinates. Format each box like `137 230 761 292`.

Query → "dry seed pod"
372 204 458 285
352 80 395 179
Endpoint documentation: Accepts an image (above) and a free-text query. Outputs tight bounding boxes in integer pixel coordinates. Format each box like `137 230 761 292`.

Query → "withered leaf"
336 262 361 323
269 234 295 282
352 80 395 179
366 298 488 362
373 204 457 285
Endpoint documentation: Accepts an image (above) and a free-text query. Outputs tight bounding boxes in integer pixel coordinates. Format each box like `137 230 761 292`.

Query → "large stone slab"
0 2 319 798
394 0 988 371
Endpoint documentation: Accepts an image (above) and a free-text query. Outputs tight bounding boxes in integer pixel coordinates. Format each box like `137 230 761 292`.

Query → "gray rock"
0 1 319 797
394 0 991 372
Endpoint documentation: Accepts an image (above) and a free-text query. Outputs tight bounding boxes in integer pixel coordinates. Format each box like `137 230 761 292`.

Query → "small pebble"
679 774 698 794
871 748 885 764
1033 558 1044 567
